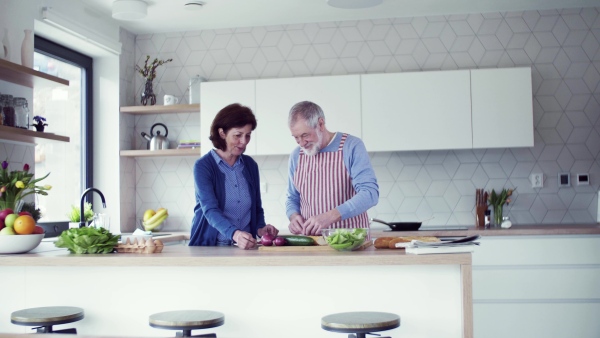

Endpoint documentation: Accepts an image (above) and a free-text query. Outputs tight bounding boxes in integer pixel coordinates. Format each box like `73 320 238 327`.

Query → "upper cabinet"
255 75 361 156
0 59 70 144
471 67 533 148
361 70 472 152
200 80 256 156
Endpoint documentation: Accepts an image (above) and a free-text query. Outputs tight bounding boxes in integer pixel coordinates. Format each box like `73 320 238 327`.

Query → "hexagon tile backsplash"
122 7 600 233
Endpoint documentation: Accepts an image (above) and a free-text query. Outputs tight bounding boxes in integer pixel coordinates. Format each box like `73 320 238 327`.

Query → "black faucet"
79 187 106 228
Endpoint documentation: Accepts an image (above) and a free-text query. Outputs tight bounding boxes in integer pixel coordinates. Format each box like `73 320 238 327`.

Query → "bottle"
13 97 29 129
20 29 33 68
484 210 491 227
2 95 15 127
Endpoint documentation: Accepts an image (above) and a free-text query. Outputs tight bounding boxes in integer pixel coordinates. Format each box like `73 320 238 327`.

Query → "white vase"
20 29 33 68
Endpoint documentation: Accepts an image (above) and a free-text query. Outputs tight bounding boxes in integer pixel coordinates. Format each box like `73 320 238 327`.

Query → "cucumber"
279 235 315 246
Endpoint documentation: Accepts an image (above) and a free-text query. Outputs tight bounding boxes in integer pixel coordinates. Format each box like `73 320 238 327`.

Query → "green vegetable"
279 235 315 246
325 228 367 251
66 202 95 223
55 227 120 254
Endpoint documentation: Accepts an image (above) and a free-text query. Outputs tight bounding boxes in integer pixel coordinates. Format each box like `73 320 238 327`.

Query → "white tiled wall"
120 7 600 233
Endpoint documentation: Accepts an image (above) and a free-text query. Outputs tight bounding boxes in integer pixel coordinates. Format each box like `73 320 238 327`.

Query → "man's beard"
302 128 323 156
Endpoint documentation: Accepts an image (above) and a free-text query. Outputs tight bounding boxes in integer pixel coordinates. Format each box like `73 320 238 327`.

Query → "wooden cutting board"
258 241 372 251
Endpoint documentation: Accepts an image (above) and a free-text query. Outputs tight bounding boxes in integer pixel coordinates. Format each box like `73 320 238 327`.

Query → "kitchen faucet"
79 187 106 228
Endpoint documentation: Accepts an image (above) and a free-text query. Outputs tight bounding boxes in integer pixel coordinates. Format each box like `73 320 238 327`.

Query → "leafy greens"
55 227 120 254
325 228 367 251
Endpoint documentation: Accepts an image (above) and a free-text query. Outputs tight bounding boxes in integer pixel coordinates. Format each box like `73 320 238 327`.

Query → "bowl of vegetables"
322 228 369 251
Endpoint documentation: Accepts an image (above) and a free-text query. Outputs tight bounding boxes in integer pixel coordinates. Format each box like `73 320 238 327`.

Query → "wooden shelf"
120 104 200 114
0 59 69 88
120 148 201 157
0 125 70 144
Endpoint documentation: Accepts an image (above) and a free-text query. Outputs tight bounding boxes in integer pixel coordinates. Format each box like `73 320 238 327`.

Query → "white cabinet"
361 70 472 152
255 75 361 156
471 67 533 148
200 80 256 156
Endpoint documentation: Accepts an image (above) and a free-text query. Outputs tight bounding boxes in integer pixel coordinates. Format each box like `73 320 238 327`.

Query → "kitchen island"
0 242 472 338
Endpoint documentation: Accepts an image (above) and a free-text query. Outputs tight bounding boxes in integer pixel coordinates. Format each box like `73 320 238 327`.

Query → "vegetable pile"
55 227 120 254
324 228 368 251
260 234 315 246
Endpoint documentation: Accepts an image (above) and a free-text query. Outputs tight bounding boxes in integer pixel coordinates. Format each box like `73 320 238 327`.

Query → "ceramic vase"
20 29 33 68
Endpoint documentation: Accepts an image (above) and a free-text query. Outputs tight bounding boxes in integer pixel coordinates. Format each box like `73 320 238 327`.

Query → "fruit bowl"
0 233 44 254
322 228 369 251
138 218 164 232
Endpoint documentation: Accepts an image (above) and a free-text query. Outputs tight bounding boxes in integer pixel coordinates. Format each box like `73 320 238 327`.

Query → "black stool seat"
11 306 84 334
321 311 400 338
149 310 224 337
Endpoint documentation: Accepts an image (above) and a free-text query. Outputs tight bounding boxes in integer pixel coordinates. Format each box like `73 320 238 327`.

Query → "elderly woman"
189 103 278 249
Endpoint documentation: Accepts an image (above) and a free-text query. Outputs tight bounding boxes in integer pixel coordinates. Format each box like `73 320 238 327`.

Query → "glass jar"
0 94 5 126
2 94 15 127
13 97 29 129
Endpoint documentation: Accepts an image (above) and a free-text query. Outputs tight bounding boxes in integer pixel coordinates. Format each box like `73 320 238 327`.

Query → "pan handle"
370 218 391 226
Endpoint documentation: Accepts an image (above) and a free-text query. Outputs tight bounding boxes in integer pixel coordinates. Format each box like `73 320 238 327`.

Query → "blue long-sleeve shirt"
285 132 379 220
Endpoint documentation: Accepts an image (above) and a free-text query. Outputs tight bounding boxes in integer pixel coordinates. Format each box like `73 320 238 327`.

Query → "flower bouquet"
0 161 51 212
487 188 514 226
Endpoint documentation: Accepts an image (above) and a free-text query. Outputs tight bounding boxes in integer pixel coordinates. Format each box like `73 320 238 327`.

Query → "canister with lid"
1 94 14 127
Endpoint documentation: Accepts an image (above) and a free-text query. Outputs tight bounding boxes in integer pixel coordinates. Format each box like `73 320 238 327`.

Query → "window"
33 36 93 223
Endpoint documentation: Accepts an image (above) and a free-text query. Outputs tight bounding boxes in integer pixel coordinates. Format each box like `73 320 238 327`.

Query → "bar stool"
149 310 224 337
11 306 84 334
321 311 400 338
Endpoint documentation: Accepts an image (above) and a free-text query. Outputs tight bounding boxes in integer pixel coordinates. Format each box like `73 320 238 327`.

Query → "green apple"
0 227 15 235
4 213 18 228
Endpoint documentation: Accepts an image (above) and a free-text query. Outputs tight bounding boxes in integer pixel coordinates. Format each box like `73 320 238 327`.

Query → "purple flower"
1 161 7 170
23 164 29 172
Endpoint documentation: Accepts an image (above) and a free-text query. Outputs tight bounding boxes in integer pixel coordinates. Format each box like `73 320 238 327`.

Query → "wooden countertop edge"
373 224 600 237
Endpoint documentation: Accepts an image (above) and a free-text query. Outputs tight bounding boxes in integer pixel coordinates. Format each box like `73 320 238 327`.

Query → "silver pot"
141 123 170 150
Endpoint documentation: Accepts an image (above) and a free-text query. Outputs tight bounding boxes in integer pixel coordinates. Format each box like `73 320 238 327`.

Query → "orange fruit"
13 215 35 235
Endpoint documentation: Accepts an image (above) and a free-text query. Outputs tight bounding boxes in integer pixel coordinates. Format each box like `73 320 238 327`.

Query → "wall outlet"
530 173 544 188
558 173 570 187
577 173 590 186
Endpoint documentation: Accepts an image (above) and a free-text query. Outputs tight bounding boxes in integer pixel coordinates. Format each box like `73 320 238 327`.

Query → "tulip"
15 181 24 189
23 163 29 172
43 185 52 190
1 161 8 170
0 186 6 193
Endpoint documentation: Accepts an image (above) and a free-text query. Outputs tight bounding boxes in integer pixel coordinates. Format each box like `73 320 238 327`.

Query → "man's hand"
302 209 342 235
258 224 279 237
288 213 305 234
232 230 257 250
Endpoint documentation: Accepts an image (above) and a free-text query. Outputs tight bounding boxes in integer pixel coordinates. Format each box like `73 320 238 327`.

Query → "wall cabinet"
361 70 472 151
471 68 533 148
0 59 70 144
119 103 201 157
200 80 256 156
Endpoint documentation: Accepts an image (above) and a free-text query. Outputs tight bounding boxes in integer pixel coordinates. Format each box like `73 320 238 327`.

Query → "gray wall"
122 7 600 231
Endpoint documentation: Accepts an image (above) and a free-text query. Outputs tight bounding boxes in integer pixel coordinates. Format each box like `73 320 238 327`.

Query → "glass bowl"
138 218 164 232
322 228 369 251
0 233 44 254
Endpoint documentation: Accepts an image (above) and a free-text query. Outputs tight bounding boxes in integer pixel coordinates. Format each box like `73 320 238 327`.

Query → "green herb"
66 202 94 223
54 227 120 254
325 228 367 251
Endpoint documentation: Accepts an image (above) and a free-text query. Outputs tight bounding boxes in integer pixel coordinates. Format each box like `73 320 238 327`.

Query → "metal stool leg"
176 330 216 338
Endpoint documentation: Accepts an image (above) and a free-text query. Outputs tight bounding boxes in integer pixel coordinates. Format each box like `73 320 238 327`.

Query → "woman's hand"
232 230 257 250
258 224 279 237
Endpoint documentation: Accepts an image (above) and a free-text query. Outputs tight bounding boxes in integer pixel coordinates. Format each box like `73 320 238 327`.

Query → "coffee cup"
164 95 179 105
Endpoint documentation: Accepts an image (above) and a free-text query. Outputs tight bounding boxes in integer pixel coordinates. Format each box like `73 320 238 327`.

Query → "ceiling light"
326 0 383 9
112 0 147 20
184 1 206 11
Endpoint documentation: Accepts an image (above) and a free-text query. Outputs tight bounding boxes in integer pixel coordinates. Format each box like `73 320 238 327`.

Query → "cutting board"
258 241 373 251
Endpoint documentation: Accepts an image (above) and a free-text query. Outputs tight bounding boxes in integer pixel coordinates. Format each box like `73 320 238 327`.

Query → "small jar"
0 94 5 126
13 97 29 129
2 94 15 127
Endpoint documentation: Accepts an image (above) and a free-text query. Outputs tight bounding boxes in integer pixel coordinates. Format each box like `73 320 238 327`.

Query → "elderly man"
285 101 379 236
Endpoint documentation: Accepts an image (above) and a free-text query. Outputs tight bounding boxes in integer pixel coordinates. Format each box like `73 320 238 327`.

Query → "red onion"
274 237 287 246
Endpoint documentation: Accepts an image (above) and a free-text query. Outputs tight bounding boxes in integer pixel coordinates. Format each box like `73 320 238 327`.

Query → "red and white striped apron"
293 133 369 229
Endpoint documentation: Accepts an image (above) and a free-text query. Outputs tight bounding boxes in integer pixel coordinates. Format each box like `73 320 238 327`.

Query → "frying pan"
370 217 434 231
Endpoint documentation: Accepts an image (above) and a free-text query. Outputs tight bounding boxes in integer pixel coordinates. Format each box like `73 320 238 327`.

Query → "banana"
143 208 168 224
144 214 168 231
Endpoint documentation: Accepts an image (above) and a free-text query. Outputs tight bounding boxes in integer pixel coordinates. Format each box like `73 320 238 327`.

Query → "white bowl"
0 233 44 254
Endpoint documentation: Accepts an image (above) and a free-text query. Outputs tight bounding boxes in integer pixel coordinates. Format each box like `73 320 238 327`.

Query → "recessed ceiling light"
326 0 383 9
184 1 206 11
112 0 147 20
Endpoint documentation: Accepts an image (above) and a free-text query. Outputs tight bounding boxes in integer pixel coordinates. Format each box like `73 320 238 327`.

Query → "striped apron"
293 133 369 229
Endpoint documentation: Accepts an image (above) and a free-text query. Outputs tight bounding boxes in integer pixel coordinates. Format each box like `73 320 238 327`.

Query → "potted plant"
66 202 94 229
32 116 48 132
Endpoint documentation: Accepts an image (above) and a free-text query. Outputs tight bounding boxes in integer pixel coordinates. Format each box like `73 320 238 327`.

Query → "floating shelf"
0 126 70 144
120 104 200 115
0 59 69 88
120 148 201 157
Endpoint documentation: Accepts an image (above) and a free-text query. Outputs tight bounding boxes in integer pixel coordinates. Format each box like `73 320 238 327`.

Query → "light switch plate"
530 173 543 188
577 173 590 186
558 173 570 187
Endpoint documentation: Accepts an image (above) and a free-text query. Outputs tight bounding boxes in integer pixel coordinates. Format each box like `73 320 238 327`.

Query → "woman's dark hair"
209 103 257 151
